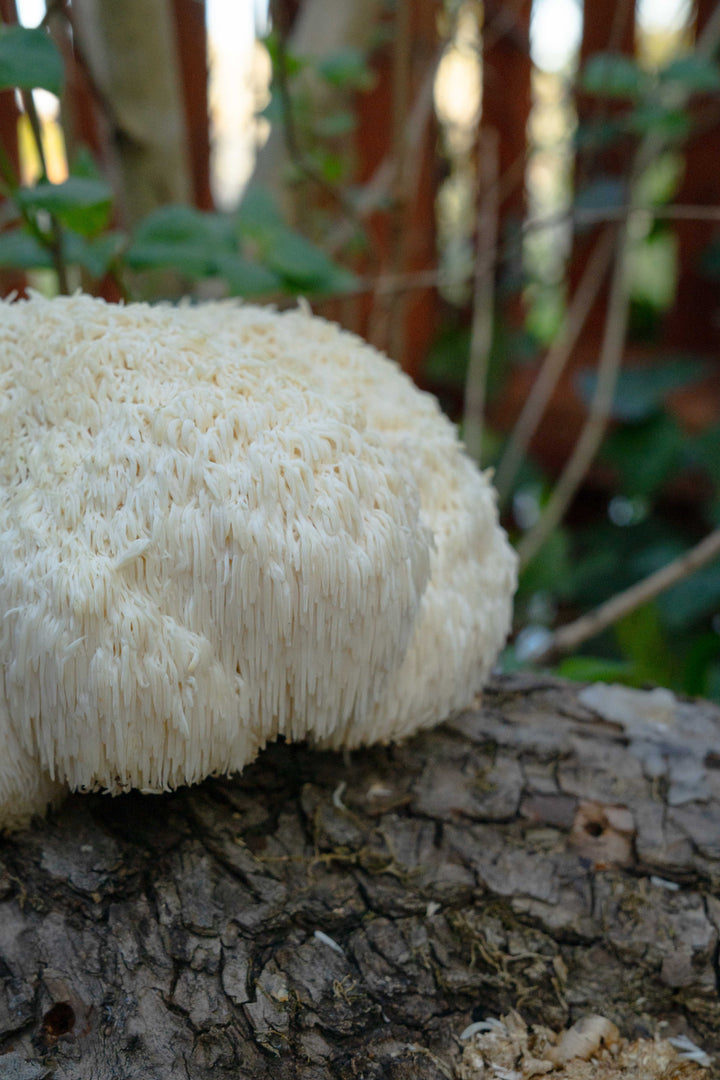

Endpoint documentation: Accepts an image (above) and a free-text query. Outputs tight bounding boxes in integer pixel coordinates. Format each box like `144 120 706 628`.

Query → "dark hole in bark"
42 1001 76 1038
584 821 604 837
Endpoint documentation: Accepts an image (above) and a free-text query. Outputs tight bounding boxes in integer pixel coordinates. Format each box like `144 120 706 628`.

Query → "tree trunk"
70 0 192 227
2 674 720 1078
252 0 384 218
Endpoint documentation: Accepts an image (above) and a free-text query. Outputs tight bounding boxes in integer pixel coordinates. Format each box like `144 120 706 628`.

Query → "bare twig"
495 226 616 503
463 129 498 463
515 4 720 570
516 226 630 569
535 528 720 664
19 88 70 294
369 0 414 357
523 202 720 237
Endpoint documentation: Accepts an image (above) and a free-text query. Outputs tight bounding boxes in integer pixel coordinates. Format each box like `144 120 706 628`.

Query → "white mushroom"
0 293 516 829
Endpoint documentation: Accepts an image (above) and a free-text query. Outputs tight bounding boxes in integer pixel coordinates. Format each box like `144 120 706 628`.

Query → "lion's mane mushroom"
0 293 516 829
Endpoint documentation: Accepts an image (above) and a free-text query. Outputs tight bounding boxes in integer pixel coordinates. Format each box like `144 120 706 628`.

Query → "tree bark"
252 0 384 217
70 0 192 227
2 674 720 1078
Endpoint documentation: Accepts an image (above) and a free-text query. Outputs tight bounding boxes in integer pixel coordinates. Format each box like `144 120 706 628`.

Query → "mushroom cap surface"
0 294 516 828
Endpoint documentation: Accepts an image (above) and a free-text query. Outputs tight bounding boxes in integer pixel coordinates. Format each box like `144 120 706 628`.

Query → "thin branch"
515 4 720 570
19 88 70 294
0 93 71 294
368 0 415 357
535 528 720 664
697 1 720 57
516 227 630 569
311 189 720 303
495 225 616 503
523 202 720 237
463 128 498 463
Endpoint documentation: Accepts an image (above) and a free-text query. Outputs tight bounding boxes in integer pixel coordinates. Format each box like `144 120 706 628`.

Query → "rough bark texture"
2 674 720 1079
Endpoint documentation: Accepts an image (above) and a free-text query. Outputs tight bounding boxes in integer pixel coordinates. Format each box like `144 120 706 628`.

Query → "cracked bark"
2 674 720 1079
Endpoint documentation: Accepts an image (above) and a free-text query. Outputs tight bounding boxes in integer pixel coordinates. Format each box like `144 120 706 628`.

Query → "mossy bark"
2 674 720 1079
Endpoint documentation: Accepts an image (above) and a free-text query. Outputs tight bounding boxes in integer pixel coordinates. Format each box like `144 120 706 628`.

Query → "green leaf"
425 326 471 387
236 189 357 294
316 47 372 90
126 205 283 294
212 253 281 296
556 656 634 685
628 230 677 309
314 110 356 138
574 118 626 150
518 528 574 600
0 25 63 94
659 562 720 630
576 357 706 422
131 204 235 249
263 228 357 292
125 241 211 276
633 151 683 208
615 603 674 685
263 32 305 77
0 228 52 269
126 205 237 276
602 413 684 497
236 187 284 235
14 178 113 236
684 425 720 485
574 176 626 214
69 146 104 180
627 104 690 140
62 231 125 278
660 55 720 94
581 52 647 98
683 633 720 697
312 148 346 183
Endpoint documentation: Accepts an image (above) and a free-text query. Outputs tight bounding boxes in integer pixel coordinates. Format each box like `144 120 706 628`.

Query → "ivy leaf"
576 358 706 422
616 603 675 686
574 176 626 215
126 205 281 295
660 563 720 630
236 188 284 235
212 253 281 296
0 229 52 269
62 231 125 278
581 52 647 98
14 178 113 236
316 47 373 90
314 110 356 138
602 413 684 497
0 25 63 94
262 229 357 293
627 104 690 140
130 204 235 249
556 656 635 685
237 190 358 294
660 55 720 94
126 205 235 275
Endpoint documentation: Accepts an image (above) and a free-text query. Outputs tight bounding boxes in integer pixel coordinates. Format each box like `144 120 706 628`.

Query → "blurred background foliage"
2 0 720 699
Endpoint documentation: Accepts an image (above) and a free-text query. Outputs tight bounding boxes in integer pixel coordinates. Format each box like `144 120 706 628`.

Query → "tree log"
2 674 720 1078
